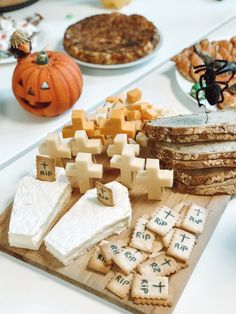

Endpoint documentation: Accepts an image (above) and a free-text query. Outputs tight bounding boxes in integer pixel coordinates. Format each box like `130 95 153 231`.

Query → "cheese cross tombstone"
107 134 140 157
71 130 103 156
110 146 145 189
66 153 103 193
135 159 173 200
62 110 95 138
39 132 71 159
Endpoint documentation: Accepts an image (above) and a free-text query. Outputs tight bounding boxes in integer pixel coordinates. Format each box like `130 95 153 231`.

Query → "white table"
1 1 236 313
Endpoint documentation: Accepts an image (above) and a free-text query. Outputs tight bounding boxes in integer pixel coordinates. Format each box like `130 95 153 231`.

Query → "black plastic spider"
194 60 234 107
192 45 236 122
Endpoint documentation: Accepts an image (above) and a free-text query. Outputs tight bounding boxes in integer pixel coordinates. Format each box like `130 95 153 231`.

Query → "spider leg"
214 81 228 103
199 75 205 88
194 65 207 74
196 87 206 107
218 90 225 104
215 81 228 92
194 64 207 69
214 59 228 69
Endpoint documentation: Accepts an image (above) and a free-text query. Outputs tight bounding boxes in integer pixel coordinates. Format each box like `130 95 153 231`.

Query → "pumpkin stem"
36 51 49 65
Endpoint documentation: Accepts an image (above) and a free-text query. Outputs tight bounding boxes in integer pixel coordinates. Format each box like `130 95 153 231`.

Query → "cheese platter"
0 87 235 313
0 155 231 314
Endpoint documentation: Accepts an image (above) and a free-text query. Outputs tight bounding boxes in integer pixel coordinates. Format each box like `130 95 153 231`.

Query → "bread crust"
173 179 236 195
145 111 236 143
174 168 236 186
161 158 236 170
151 141 236 161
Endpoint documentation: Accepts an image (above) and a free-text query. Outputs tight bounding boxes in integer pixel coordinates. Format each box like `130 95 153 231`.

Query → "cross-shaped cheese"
62 110 95 138
99 110 136 138
135 159 173 200
66 152 103 193
107 134 140 157
71 130 103 156
39 132 71 159
110 146 145 189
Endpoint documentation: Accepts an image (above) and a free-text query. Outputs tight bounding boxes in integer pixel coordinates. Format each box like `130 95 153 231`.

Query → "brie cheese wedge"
45 181 132 265
9 167 72 250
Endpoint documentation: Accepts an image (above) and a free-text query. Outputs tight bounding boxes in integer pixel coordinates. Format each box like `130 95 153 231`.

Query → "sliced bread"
150 133 236 144
173 178 236 195
174 168 236 186
161 158 236 170
145 111 236 142
151 140 236 161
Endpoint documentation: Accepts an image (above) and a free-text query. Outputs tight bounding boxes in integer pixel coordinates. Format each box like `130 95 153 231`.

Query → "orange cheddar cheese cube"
131 102 149 111
126 110 142 121
142 108 158 120
127 88 142 103
99 109 136 138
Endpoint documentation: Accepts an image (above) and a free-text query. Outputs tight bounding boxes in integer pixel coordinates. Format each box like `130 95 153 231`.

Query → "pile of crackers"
87 202 207 306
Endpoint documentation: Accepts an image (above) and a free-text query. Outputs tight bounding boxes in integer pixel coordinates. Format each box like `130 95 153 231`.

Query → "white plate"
70 35 162 70
0 26 48 65
174 36 234 111
175 68 217 111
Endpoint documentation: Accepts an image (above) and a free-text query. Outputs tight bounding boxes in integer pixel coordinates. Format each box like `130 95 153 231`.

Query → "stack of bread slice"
145 110 236 195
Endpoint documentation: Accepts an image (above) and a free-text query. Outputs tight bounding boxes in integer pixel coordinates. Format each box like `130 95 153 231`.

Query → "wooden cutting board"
0 154 232 314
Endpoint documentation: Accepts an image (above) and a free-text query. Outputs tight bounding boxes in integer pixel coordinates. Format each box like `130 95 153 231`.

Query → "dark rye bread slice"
173 178 236 195
161 158 236 170
151 140 236 161
145 111 236 142
174 168 236 186
150 132 236 144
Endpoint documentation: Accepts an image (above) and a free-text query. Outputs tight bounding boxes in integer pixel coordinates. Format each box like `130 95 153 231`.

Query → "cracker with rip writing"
106 272 133 299
99 240 126 265
87 247 111 274
129 215 155 253
137 253 181 277
167 228 196 262
112 246 147 275
131 274 168 300
181 203 207 235
147 205 179 237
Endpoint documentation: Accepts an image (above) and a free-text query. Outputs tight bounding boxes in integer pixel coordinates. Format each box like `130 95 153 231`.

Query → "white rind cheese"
45 181 132 265
8 167 72 250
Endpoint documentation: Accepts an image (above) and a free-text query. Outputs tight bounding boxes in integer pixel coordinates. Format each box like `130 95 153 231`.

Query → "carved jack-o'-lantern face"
12 51 83 117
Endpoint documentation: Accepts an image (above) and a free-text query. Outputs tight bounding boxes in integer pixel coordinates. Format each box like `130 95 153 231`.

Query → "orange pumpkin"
12 50 83 117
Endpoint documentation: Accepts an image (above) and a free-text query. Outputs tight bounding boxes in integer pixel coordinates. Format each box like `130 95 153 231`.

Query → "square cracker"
137 253 181 276
106 272 133 299
167 228 196 262
182 203 207 235
87 247 111 274
131 274 168 300
129 215 155 253
112 246 147 275
99 240 126 265
147 205 179 237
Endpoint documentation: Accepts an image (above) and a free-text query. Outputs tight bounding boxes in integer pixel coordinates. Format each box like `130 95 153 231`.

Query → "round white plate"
0 26 48 65
70 35 162 70
175 68 217 111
